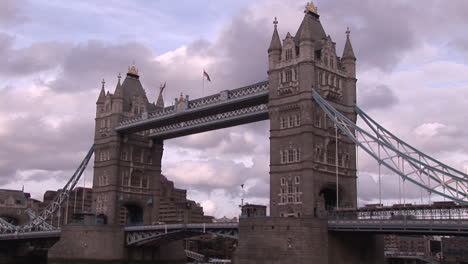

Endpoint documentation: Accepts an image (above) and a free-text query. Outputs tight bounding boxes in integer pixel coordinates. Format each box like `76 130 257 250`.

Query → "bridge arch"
318 183 346 211
120 202 144 226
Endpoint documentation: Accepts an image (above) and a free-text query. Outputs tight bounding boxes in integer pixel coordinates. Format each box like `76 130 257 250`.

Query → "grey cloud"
0 0 26 27
0 114 93 183
318 0 468 71
359 85 398 110
0 33 69 77
48 41 162 93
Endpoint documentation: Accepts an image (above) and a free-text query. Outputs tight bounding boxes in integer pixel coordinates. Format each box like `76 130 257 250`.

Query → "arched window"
327 141 337 165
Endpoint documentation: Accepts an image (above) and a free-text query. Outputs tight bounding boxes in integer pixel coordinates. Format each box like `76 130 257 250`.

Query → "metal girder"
116 81 269 133
125 223 239 246
312 89 468 204
148 104 269 139
0 146 94 233
328 219 468 235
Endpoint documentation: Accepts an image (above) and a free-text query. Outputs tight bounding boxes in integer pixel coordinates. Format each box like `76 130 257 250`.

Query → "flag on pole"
203 70 211 82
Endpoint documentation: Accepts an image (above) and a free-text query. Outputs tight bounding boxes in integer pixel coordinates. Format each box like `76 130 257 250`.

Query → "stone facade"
93 67 164 226
268 3 357 218
234 217 329 264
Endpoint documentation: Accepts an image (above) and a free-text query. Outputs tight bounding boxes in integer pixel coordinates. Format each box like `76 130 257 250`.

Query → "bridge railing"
329 204 468 221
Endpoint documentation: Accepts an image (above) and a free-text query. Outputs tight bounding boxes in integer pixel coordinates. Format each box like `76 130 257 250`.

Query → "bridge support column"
48 225 125 262
233 217 328 264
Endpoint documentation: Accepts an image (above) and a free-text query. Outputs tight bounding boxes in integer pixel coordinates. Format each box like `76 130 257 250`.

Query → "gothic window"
295 114 301 126
289 115 296 127
281 197 285 204
287 184 293 194
295 186 300 193
296 195 301 203
130 172 142 187
285 70 292 83
292 149 297 162
281 151 287 164
293 68 297 81
319 72 323 85
285 49 293 60
295 176 300 184
288 196 294 203
121 150 127 161
100 119 105 128
281 187 285 194
296 149 301 162
330 57 334 68
122 170 129 186
281 117 287 129
288 149 294 163
327 141 337 165
281 177 286 185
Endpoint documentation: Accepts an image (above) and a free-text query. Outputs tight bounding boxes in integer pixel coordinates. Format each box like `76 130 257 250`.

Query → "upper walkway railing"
116 81 269 133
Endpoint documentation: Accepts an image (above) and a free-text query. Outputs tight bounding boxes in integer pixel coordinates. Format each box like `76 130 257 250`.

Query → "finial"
127 63 139 77
117 72 121 81
101 78 105 89
346 27 351 37
273 17 278 27
305 1 318 15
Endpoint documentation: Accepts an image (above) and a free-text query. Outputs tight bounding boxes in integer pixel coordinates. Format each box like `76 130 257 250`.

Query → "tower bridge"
0 2 467 264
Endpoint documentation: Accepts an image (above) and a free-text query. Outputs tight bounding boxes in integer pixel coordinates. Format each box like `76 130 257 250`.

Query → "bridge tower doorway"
319 187 337 211
121 204 144 226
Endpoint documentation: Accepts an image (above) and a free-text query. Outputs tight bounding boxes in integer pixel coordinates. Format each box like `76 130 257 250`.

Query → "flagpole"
202 69 205 97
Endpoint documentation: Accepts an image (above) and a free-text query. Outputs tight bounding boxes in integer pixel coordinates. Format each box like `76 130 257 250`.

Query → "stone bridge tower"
93 66 164 225
268 4 358 217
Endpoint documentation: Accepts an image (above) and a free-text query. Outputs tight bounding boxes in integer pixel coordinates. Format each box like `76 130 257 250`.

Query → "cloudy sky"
0 0 467 218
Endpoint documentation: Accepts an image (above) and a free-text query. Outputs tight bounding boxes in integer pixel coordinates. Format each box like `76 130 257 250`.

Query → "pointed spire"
268 17 282 53
114 72 123 98
156 82 166 108
96 78 106 104
342 27 356 60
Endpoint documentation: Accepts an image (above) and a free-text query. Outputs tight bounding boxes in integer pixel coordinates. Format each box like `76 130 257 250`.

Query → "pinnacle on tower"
342 27 356 60
268 17 282 53
114 72 123 98
96 78 106 104
156 82 166 108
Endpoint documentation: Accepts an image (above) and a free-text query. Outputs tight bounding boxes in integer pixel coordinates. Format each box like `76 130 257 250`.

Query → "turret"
156 82 165 109
96 79 106 116
112 73 123 113
341 28 356 78
268 17 282 70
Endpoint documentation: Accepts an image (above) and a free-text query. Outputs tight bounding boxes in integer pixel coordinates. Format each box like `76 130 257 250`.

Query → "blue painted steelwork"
311 89 468 204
